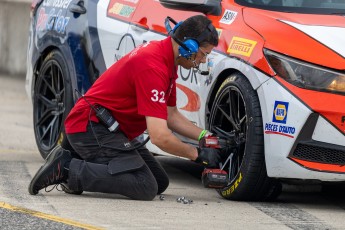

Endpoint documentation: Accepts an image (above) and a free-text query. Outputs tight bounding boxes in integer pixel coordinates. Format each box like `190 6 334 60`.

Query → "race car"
26 0 345 201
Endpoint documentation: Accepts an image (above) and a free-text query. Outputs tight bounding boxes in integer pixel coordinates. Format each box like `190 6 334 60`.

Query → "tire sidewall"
210 73 265 200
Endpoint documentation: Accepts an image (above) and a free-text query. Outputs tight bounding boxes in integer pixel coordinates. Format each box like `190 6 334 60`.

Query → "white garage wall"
0 0 31 76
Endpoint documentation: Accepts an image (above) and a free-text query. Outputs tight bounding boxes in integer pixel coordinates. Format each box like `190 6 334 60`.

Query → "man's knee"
134 179 158 201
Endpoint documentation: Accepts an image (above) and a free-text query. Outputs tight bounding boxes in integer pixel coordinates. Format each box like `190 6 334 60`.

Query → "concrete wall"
0 0 31 76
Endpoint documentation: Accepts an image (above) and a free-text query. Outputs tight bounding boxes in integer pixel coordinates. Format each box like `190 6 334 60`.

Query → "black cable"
89 114 150 152
76 89 150 152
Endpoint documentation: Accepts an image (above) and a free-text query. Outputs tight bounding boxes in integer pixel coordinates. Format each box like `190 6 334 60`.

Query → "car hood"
243 8 345 69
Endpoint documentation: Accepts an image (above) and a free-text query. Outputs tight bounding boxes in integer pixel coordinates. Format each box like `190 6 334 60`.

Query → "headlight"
264 49 345 94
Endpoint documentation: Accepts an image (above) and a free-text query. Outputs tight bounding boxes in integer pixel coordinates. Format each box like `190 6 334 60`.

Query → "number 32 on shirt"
151 89 166 103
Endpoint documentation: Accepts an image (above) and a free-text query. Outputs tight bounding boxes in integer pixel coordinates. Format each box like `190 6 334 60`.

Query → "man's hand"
146 116 199 160
195 148 221 168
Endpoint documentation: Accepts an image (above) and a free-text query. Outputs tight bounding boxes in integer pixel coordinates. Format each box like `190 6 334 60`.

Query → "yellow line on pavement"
0 202 104 230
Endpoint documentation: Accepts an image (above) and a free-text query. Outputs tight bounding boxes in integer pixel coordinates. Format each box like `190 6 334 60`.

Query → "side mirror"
159 0 222 16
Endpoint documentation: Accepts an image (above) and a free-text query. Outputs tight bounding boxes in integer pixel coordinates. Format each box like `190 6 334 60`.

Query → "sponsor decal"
114 33 136 62
108 1 135 18
221 172 242 196
180 67 198 84
42 0 72 9
227 37 257 57
36 7 70 34
36 8 48 30
264 101 296 138
176 83 200 112
204 74 213 86
114 33 147 62
219 10 237 25
272 101 289 124
264 123 296 138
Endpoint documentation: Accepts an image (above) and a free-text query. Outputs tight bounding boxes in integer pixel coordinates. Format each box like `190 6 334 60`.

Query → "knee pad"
107 154 145 175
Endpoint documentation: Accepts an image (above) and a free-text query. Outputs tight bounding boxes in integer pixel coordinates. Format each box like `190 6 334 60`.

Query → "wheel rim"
210 85 247 183
34 60 65 152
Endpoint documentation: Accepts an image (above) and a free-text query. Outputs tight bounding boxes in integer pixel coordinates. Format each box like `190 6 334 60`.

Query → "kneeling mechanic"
28 15 221 200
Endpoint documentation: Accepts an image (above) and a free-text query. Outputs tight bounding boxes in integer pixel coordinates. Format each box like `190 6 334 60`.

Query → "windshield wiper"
330 12 345 15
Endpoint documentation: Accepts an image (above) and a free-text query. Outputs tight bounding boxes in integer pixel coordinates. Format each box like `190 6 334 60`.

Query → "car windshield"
235 0 345 14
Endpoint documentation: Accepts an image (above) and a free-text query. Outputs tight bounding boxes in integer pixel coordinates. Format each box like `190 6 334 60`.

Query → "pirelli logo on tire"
221 172 242 196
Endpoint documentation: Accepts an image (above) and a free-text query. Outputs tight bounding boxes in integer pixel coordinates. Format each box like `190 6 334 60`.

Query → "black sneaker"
28 146 72 195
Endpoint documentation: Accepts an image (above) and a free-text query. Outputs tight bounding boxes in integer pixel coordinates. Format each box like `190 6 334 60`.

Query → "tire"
321 182 345 196
208 73 281 201
33 50 73 159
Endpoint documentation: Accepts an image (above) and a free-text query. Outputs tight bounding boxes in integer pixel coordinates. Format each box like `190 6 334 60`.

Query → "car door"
96 0 136 68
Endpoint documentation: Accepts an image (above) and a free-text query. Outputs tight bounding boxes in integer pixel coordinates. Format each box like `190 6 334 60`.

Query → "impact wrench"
201 136 229 188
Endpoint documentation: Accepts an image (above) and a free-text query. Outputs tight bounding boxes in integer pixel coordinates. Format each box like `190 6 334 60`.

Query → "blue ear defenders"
167 17 214 59
171 21 199 59
178 38 199 59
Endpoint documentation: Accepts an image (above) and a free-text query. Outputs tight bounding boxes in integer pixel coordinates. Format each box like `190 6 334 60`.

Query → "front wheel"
33 50 73 159
209 73 281 201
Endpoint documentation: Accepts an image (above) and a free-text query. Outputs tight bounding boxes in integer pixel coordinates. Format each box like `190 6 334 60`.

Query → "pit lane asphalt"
0 203 92 230
1 74 345 230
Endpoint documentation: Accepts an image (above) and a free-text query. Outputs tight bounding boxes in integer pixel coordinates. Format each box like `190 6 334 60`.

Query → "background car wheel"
209 73 281 201
33 50 73 159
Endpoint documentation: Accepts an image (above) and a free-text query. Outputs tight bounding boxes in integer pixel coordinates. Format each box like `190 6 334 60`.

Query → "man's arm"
167 106 203 140
146 116 198 160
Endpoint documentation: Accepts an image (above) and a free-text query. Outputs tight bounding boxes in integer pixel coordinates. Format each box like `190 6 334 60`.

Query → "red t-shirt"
64 37 178 140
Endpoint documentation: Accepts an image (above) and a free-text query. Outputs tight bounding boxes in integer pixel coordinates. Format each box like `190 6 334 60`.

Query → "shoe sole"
28 147 64 195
